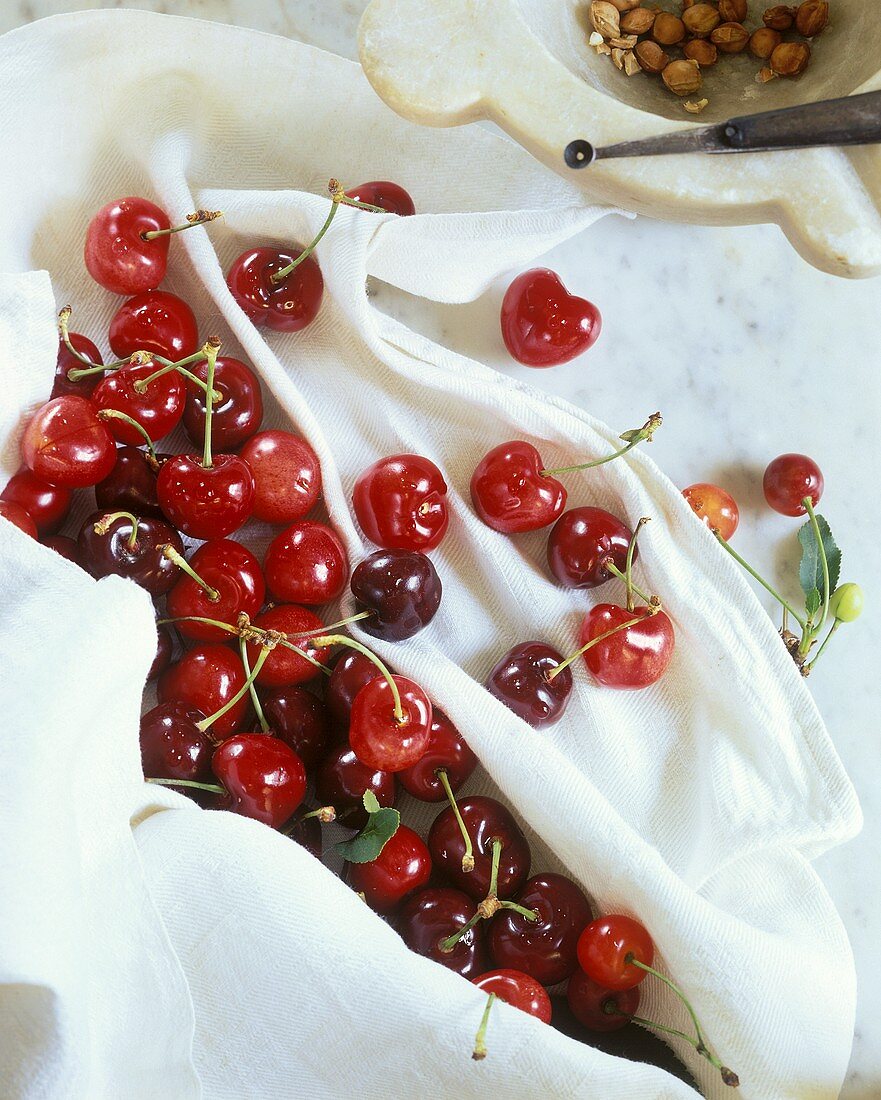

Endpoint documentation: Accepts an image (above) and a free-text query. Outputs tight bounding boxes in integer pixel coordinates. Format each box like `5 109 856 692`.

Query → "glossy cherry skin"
349 676 432 773
226 247 324 332
346 824 432 913
245 605 330 688
157 452 255 540
501 268 602 368
260 686 329 769
158 644 251 739
682 482 739 540
353 454 449 552
581 604 675 690
1 468 71 535
182 357 263 451
577 914 654 991
398 888 488 979
212 733 306 828
109 291 199 362
472 970 553 1024
84 196 171 295
471 441 567 534
149 625 174 681
139 700 214 783
52 332 104 399
567 970 639 1032
315 743 397 829
78 510 183 595
428 796 530 900
324 651 383 729
763 453 824 516
487 873 593 986
345 181 415 216
486 641 573 729
21 396 117 488
399 709 477 801
0 501 37 537
350 549 441 641
166 539 265 642
264 521 348 605
92 364 185 446
547 507 634 589
239 430 322 524
95 446 165 517
42 534 82 564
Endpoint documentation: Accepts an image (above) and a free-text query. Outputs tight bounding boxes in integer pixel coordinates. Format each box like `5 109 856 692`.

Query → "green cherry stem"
486 838 539 922
804 618 841 673
240 635 270 732
201 338 221 469
294 610 373 638
58 306 120 376
310 634 403 721
541 413 662 478
95 408 158 460
803 497 830 637
609 1003 738 1088
714 531 807 629
160 544 220 602
472 994 496 1061
146 777 226 794
140 208 223 241
547 615 646 681
93 510 139 550
195 644 272 733
157 614 237 634
437 768 474 872
134 350 210 392
626 955 712 1065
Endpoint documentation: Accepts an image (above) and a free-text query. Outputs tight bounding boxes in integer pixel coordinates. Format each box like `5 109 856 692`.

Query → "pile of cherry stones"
0 179 770 1086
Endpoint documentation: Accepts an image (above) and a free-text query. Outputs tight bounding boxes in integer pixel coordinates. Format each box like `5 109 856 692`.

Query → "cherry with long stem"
158 612 330 675
714 531 807 629
161 544 220 602
312 634 405 723
472 993 496 1061
437 769 474 872
96 408 159 464
93 510 139 551
139 208 223 241
540 413 662 478
548 612 655 682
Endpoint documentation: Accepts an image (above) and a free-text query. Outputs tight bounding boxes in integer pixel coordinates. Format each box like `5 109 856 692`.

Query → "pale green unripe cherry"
828 583 864 623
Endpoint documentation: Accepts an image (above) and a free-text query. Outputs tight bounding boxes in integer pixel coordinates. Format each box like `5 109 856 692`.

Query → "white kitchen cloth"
0 10 861 1100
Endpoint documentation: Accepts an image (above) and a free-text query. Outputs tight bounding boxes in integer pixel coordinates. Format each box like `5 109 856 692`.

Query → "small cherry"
92 363 185 445
42 534 82 565
547 506 634 589
165 539 265 642
109 290 199 362
428 796 530 900
226 246 324 332
139 700 214 784
345 824 432 912
345 181 415 216
212 732 306 828
158 643 252 739
77 510 183 595
245 605 330 688
763 453 824 516
264 520 348 605
239 429 322 524
350 548 442 640
353 454 449 552
501 268 601 368
21 395 117 488
471 442 566 534
324 650 383 728
682 482 739 540
472 970 552 1024
579 604 675 690
94 445 165 517
566 970 639 1033
261 686 330 769
0 501 37 538
399 709 477 802
485 641 573 729
349 670 432 773
398 888 488 979
182 356 263 451
315 743 397 829
1 468 71 536
52 327 104 399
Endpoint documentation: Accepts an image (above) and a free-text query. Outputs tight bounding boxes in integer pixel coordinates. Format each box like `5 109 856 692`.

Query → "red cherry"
1 468 71 535
239 430 322 524
95 445 165 517
260 686 330 769
315 743 397 829
226 247 324 332
428 796 530 900
78 511 183 595
547 507 634 588
158 644 251 739
350 548 442 641
486 641 573 729
84 196 172 295
567 970 639 1032
212 733 306 828
52 333 104 399
682 482 739 540
109 291 199 361
149 625 174 681
399 888 488 979
42 534 82 565
472 970 552 1024
763 453 824 516
470 441 567 534
349 675 432 772
353 454 448 551
92 364 185 445
0 500 37 538
264 520 348 605
344 181 415 216
166 539 265 641
21 396 117 488
577 914 654 991
157 452 255 540
324 651 383 730
581 604 674 689
139 700 214 784
245 605 330 688
501 268 601 368
399 709 477 801
182 357 263 451
346 824 431 912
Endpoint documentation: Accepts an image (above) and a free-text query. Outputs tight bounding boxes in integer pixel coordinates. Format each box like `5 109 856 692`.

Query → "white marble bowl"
359 0 881 277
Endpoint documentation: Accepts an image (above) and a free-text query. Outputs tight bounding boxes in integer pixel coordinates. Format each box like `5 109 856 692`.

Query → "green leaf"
798 514 841 607
805 587 821 619
334 792 400 864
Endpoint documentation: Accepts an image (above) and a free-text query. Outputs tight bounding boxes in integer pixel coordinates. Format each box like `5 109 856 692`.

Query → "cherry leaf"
334 792 400 864
798 514 841 608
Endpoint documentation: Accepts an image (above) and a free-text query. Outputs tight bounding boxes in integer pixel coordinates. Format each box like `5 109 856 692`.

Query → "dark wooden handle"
723 90 881 152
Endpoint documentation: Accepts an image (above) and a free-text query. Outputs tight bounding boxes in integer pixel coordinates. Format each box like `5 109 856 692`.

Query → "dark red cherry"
472 969 553 1023
212 733 306 828
285 807 323 859
324 651 383 729
763 453 824 516
350 548 441 641
1 468 71 535
428 796 530 900
149 625 174 681
315 743 397 829
0 500 37 538
260 686 329 768
21 396 117 488
487 873 593 986
42 534 83 565
398 888 488 979
157 452 255 540
581 604 675 690
471 441 566 534
346 824 432 912
345 181 415 216
52 332 104 398
245 605 330 688
182 357 263 451
139 700 213 783
92 364 185 445
399 709 477 801
352 454 448 552
77 510 183 595
226 247 324 332
567 970 639 1032
501 268 602 368
485 641 572 729
577 914 654 991
158 644 251 739
349 676 432 772
109 290 199 361
165 538 264 642
95 446 165 517
239 429 322 524
264 520 348 605
84 196 172 295
547 507 634 589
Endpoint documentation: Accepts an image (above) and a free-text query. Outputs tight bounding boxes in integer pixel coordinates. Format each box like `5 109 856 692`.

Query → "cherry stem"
302 805 336 823
605 562 654 612
803 497 830 639
240 635 270 732
472 994 496 1061
94 510 139 549
437 769 474 872
146 777 226 794
196 644 272 732
548 615 646 681
58 306 115 376
95 408 158 460
140 208 223 241
486 837 538 921
625 517 650 612
201 339 221 469
157 613 330 675
804 618 840 673
310 634 403 721
609 1003 738 1087
540 413 662 478
439 910 482 954
134 351 221 404
160 544 220 602
295 610 373 638
714 532 807 629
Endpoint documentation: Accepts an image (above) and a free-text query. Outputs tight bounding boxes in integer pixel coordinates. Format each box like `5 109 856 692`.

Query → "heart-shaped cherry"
501 268 601 368
315 743 397 829
226 246 324 332
212 733 306 828
158 452 255 539
139 700 214 784
52 331 104 399
1 468 71 536
245 605 330 688
485 641 573 728
78 510 183 595
345 181 415 216
398 887 488 979
580 604 674 689
158 644 252 739
0 501 37 538
21 396 117 488
349 674 432 773
109 290 199 361
428 796 530 900
324 651 383 730
345 824 432 912
239 429 322 524
182 356 263 451
166 539 265 641
548 507 634 589
261 686 330 769
350 548 442 640
95 445 166 517
353 454 449 552
566 970 639 1032
472 969 552 1024
264 520 349 605
92 363 185 445
470 442 566 534
399 709 477 802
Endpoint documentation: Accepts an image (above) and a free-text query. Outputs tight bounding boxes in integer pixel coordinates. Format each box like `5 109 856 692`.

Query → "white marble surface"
3 2 880 1097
